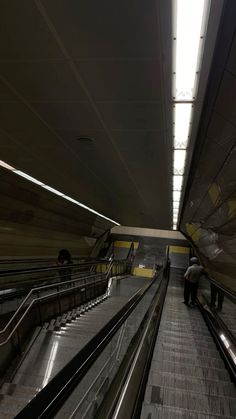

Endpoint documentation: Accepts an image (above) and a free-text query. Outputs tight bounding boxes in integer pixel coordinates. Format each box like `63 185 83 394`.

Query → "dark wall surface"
0 167 113 257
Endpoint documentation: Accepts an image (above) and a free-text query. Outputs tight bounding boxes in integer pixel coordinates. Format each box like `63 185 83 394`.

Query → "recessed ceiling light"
173 175 183 191
174 103 192 148
173 0 210 100
173 150 186 175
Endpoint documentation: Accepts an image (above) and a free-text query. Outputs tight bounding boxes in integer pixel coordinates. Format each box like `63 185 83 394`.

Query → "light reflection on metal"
42 341 59 388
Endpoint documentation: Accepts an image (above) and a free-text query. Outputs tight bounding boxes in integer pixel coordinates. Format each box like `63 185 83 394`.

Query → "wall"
111 226 189 277
180 2 236 291
0 168 113 258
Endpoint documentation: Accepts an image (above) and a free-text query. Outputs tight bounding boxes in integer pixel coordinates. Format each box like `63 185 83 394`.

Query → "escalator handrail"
0 272 106 339
0 258 109 278
15 270 163 419
205 274 236 303
197 296 236 383
0 276 107 348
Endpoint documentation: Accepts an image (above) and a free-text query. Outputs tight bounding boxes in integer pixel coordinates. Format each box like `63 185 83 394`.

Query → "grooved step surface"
141 268 236 419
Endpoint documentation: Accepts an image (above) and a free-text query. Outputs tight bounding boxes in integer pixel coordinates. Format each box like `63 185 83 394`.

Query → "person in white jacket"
183 257 204 307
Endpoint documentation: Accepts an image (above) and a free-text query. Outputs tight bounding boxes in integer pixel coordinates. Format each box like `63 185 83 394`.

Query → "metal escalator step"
144 387 236 417
158 330 214 342
0 382 40 398
153 352 224 369
141 402 234 419
146 372 236 397
150 360 231 381
156 336 216 349
159 324 209 335
154 343 219 358
0 394 29 417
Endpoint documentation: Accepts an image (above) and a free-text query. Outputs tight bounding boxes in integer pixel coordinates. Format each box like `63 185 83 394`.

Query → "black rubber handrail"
15 270 162 419
197 296 236 384
0 259 109 278
0 256 85 265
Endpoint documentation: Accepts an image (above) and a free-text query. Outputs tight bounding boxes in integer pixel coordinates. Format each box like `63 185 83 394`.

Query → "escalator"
0 264 235 418
141 267 236 418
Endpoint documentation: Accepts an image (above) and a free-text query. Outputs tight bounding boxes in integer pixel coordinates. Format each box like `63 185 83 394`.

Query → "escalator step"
144 386 236 416
150 360 231 381
146 372 236 396
141 402 235 419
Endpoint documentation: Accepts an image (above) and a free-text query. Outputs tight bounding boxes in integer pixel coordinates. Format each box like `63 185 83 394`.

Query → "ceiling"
0 0 222 229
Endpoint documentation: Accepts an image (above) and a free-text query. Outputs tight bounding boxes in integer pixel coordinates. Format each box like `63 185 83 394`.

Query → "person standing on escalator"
183 257 204 307
57 249 73 282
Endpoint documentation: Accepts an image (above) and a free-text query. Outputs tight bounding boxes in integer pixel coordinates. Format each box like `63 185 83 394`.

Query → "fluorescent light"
42 185 65 197
0 157 120 226
173 0 210 100
63 196 80 205
14 170 44 186
64 195 119 225
173 175 183 191
173 191 181 202
174 104 192 148
171 0 210 230
174 149 186 175
0 160 15 171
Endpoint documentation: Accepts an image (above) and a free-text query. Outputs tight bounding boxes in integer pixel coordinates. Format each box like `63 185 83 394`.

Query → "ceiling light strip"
172 0 210 229
0 159 120 226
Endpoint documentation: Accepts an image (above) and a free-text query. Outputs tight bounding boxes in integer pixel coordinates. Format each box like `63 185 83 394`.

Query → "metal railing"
0 258 129 379
0 259 127 344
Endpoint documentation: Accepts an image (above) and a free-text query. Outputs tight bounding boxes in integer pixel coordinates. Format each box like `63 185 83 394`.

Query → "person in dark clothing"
57 249 73 282
183 257 204 307
211 283 224 311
